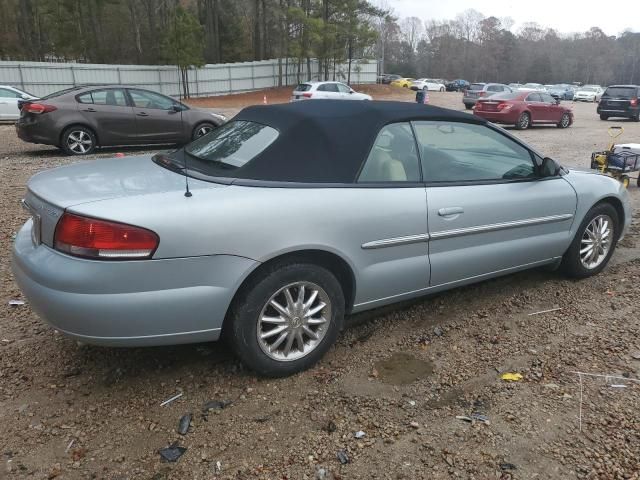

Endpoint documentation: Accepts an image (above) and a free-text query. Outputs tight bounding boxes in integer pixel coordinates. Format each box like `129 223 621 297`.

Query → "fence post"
228 65 232 93
70 65 77 86
251 64 255 91
116 66 122 84
157 69 162 93
194 67 199 97
17 64 25 90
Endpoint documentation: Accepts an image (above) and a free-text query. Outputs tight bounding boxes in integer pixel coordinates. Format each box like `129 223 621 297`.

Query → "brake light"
54 213 159 260
631 98 638 107
24 102 57 114
497 102 513 111
302 92 313 98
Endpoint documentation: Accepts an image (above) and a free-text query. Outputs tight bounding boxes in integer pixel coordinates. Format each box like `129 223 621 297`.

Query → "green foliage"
161 6 205 68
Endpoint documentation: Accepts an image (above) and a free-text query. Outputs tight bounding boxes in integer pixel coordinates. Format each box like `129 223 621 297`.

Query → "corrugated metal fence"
0 58 377 98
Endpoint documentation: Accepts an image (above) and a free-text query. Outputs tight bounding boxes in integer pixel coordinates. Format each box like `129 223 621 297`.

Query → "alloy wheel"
257 281 331 362
519 113 530 129
561 113 570 127
66 130 93 154
196 125 213 137
580 214 613 270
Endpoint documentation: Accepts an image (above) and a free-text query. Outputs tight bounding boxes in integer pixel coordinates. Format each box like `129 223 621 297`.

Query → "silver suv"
463 83 512 110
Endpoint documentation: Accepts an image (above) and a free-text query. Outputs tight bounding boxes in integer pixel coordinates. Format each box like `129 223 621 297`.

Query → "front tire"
515 112 531 130
192 122 216 140
561 203 619 278
61 126 96 156
464 104 473 110
227 262 345 377
600 114 609 121
557 113 571 128
439 87 445 92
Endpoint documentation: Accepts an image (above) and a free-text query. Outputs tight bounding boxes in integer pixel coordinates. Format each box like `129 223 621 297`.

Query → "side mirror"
540 157 561 177
349 89 354 94
20 94 30 99
555 98 561 105
170 104 182 112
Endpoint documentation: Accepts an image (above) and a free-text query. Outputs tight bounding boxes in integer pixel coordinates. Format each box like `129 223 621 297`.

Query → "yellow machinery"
590 126 640 188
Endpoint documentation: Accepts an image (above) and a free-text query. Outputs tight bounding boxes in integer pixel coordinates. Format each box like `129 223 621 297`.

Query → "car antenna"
174 7 191 198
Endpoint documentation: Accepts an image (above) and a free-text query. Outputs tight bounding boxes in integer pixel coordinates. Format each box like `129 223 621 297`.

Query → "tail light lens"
54 213 159 260
302 92 313 98
24 102 57 114
497 102 513 111
631 98 638 107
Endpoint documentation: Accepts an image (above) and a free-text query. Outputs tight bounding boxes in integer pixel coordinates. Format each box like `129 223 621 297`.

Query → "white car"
0 85 37 121
574 85 604 102
410 78 446 91
291 82 372 101
517 83 547 92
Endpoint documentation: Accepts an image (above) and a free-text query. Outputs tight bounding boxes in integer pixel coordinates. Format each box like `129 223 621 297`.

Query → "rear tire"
227 262 345 377
632 113 640 122
561 203 619 279
464 104 473 110
61 126 97 156
515 112 531 130
600 114 608 120
439 87 445 92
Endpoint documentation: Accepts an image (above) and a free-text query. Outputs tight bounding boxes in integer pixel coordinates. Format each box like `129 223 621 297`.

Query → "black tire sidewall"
562 203 619 278
61 126 96 155
228 263 345 377
558 113 570 128
192 122 215 141
516 112 530 130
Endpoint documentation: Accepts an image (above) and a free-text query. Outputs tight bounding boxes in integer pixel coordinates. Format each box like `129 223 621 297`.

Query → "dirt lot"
1 85 639 480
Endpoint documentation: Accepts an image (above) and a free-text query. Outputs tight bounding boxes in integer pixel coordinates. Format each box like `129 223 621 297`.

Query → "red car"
473 91 573 130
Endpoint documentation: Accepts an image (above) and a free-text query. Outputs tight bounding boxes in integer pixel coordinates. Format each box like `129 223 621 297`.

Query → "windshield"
184 121 279 172
603 87 636 97
487 92 521 101
294 84 312 92
41 86 84 100
469 83 485 90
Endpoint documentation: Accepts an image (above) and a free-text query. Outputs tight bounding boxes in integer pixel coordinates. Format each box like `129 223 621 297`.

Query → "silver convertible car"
13 101 632 377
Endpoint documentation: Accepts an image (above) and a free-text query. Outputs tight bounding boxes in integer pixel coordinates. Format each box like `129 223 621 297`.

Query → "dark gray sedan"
15 85 227 155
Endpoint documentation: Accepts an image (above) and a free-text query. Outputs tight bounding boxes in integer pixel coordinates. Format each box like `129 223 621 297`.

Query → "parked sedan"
390 77 415 88
0 85 38 121
474 91 573 129
13 101 630 377
462 83 512 109
547 84 575 101
574 86 604 102
15 85 227 155
380 74 402 84
410 79 446 92
446 79 470 92
291 82 372 101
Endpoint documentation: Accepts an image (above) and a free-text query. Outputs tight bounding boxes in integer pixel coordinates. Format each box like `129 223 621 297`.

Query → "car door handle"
438 207 464 217
137 112 149 117
83 107 96 112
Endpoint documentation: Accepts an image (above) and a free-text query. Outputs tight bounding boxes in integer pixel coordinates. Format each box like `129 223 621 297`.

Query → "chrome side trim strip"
362 233 430 250
430 213 574 240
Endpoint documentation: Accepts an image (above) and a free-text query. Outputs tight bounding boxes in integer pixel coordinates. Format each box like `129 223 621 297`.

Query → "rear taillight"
631 98 638 107
302 92 313 98
54 213 159 260
24 102 57 114
497 102 513 111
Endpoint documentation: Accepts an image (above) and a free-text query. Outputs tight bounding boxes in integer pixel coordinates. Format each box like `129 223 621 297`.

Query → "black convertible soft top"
230 100 485 183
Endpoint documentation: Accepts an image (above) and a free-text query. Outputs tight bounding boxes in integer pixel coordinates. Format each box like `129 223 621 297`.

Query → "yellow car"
390 78 415 88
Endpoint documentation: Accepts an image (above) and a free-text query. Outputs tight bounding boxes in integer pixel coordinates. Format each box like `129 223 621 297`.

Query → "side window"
358 123 421 183
0 88 21 98
90 89 128 106
129 89 176 110
413 121 536 182
540 93 555 103
526 93 542 102
77 93 93 104
318 83 338 93
336 83 351 93
487 85 500 92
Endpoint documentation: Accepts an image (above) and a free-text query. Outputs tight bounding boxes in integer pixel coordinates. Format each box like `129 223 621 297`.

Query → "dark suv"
597 85 640 121
16 85 227 155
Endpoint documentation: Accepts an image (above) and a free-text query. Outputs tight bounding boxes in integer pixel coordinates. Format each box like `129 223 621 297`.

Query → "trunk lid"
24 154 222 248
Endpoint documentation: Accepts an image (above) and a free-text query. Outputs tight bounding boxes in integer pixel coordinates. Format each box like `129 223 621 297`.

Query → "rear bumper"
597 106 639 117
12 220 258 346
15 119 58 145
474 110 519 124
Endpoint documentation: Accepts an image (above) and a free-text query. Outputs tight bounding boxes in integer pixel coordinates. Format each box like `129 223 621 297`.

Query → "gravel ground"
1 87 639 480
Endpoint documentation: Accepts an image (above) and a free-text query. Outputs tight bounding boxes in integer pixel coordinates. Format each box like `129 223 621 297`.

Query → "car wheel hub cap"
67 131 92 154
197 126 212 137
257 281 331 362
580 214 612 269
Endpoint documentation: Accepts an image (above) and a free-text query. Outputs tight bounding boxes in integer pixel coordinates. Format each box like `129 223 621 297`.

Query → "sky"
384 0 639 36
